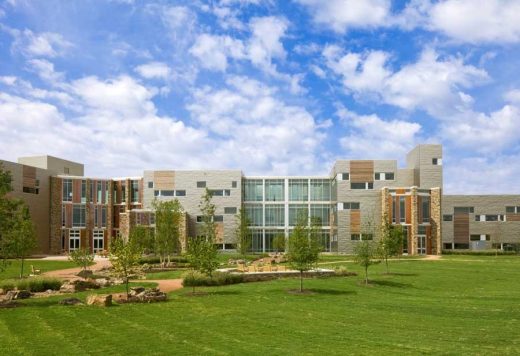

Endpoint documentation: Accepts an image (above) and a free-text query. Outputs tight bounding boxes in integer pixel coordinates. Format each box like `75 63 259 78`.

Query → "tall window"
289 204 308 226
97 181 102 203
72 204 86 227
251 230 263 252
131 180 139 202
310 204 330 226
265 179 284 201
62 179 72 202
310 179 331 201
101 206 107 227
245 204 263 226
265 229 284 252
244 179 263 201
89 181 94 202
399 196 406 223
81 180 86 203
69 230 80 251
265 204 285 226
422 196 430 223
289 179 308 201
93 230 104 253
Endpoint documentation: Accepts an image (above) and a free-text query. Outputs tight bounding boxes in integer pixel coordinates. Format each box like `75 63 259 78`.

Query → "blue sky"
1 0 520 194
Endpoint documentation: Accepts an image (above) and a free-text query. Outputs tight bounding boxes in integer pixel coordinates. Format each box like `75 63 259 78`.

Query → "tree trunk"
365 265 368 285
385 256 389 274
125 275 129 298
300 270 303 292
20 257 24 279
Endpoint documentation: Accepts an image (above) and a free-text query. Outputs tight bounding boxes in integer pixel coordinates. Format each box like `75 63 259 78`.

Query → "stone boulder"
95 278 111 287
129 286 145 296
122 288 167 303
60 282 76 293
15 290 32 299
59 298 83 306
86 294 112 307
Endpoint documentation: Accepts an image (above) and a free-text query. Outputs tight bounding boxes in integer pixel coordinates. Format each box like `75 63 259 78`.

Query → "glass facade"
265 179 284 201
251 229 263 252
62 179 72 202
289 179 308 201
422 196 430 223
244 179 263 201
265 229 284 252
265 204 285 226
72 204 86 227
310 204 330 226
310 179 330 201
245 204 263 226
289 204 308 226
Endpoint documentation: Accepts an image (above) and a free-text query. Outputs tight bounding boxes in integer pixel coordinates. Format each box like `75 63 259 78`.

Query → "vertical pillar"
410 186 418 255
49 177 63 254
430 187 442 255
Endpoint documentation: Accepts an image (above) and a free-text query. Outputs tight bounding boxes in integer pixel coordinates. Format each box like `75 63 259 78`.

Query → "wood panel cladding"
154 171 175 190
405 196 412 224
454 213 469 243
350 210 361 233
506 214 520 222
349 160 374 183
22 165 36 188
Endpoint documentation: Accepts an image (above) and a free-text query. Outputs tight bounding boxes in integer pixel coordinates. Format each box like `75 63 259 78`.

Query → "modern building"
1 144 519 255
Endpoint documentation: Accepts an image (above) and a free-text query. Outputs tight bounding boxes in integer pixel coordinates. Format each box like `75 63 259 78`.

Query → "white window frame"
69 229 80 251
93 230 104 253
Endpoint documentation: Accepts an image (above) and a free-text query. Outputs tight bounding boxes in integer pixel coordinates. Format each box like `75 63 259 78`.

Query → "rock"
60 282 76 293
4 290 17 302
120 288 167 303
77 270 93 279
112 278 125 285
59 298 83 306
15 290 32 299
0 288 4 295
86 294 112 307
95 278 111 287
130 286 145 296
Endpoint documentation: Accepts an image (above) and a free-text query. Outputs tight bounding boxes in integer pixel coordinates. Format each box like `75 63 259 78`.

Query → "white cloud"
428 0 520 44
295 0 391 33
9 28 72 58
189 34 246 71
26 59 65 83
134 62 171 80
248 16 288 70
504 89 520 104
337 107 422 160
325 47 489 117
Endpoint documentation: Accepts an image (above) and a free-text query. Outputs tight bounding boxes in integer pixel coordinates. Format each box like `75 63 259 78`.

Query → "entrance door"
417 235 426 255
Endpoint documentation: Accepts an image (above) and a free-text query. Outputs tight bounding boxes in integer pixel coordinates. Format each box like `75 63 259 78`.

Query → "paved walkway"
42 257 111 281
144 279 184 292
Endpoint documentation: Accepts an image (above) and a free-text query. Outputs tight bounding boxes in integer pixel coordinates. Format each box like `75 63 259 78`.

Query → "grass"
2 256 520 354
0 260 76 280
145 269 186 280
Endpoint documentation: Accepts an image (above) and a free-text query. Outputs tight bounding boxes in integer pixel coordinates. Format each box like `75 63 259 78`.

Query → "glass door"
417 235 426 255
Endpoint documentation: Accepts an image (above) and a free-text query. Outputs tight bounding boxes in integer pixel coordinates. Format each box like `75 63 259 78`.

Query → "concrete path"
42 257 111 281
144 279 184 292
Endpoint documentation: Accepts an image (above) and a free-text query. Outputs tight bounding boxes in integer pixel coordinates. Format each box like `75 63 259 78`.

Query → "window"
196 216 203 223
81 180 86 203
69 230 80 251
289 204 308 226
422 196 430 223
63 179 72 201
341 173 349 180
265 205 285 226
175 190 186 197
214 215 224 222
350 182 373 190
154 190 160 197
476 215 503 222
506 206 520 213
97 181 102 202
72 205 86 227
131 180 139 202
101 207 106 227
454 243 469 249
224 207 237 214
197 181 206 188
61 205 66 227
399 196 406 223
418 225 427 235
89 181 94 202
351 234 360 241
160 190 175 196
310 204 330 226
443 214 453 221
232 181 237 188
93 230 104 253
251 230 263 252
209 189 230 196
265 229 285 252
432 158 442 165
245 204 263 226
351 234 372 240
343 202 360 210
470 234 490 241
121 182 126 203
375 172 395 181
148 181 154 189
310 179 331 201
23 187 39 194
454 207 474 214
244 179 263 201
289 179 308 201
224 189 231 196
265 179 284 201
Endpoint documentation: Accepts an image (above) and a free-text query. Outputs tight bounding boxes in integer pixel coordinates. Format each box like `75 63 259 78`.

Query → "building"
1 144 519 255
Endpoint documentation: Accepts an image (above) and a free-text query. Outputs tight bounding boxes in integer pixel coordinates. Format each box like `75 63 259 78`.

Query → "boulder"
86 294 112 307
60 282 76 293
130 286 145 296
14 290 32 299
95 278 111 287
0 288 4 295
59 298 83 306
4 290 17 302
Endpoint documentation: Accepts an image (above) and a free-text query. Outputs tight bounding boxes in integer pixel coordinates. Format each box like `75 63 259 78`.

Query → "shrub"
6 278 62 292
72 279 100 292
334 266 351 276
181 271 244 287
0 280 16 292
442 250 517 256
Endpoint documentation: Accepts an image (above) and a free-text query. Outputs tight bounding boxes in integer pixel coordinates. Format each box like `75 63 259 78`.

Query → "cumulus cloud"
189 34 246 71
8 28 72 58
337 107 422 160
134 62 171 80
324 47 489 117
26 59 65 83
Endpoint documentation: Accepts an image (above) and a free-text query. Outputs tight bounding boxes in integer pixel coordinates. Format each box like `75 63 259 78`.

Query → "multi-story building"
1 144 519 255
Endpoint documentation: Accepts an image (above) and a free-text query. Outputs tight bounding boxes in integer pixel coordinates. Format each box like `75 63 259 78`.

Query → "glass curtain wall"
265 179 284 201
310 204 330 226
310 179 331 201
289 179 308 201
244 179 263 201
289 204 308 226
265 204 285 226
245 204 263 226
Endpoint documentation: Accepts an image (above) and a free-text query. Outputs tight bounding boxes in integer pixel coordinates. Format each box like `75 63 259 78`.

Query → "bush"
4 278 63 292
334 266 353 276
138 256 190 265
181 271 244 287
442 250 517 256
0 280 16 292
72 279 100 292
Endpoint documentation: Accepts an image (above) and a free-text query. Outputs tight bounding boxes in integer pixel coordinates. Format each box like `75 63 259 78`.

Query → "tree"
6 205 37 279
273 233 286 254
195 188 219 277
378 215 403 274
185 236 205 294
69 247 95 279
130 225 155 255
287 213 322 292
153 199 183 265
354 240 379 285
235 207 252 258
0 163 17 272
109 237 143 297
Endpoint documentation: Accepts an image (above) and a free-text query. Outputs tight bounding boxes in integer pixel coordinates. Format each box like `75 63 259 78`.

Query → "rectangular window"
175 190 186 197
197 181 206 188
210 189 223 196
214 215 224 222
418 225 427 235
89 181 94 202
265 204 285 226
454 207 474 214
289 179 308 201
69 230 80 251
121 182 126 203
432 158 442 165
97 182 102 202
385 172 395 180
101 206 106 227
470 234 490 241
232 181 237 188
244 179 263 201
196 216 203 223
245 204 263 226
343 202 360 210
341 173 349 180
443 214 453 221
422 196 430 223
224 207 237 214
93 230 104 253
289 204 308 226
310 179 331 201
94 206 99 227
350 234 360 241
22 187 39 194
375 172 394 181
506 206 515 213
375 172 381 180
224 189 231 196
154 190 160 197
350 182 366 190
131 180 139 202
61 205 66 227
81 180 86 203
148 181 154 188
310 204 330 226
72 205 86 227
265 179 285 202
399 196 406 223
361 234 373 240
161 190 175 196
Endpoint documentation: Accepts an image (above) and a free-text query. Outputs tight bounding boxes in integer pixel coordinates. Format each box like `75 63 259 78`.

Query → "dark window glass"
506 206 515 213
350 234 360 241
224 207 237 214
154 190 160 197
342 173 349 180
175 190 186 196
432 158 438 165
400 196 406 223
443 214 452 221
422 197 430 223
418 226 427 234
148 181 153 188
214 215 224 222
374 173 381 180
350 182 365 189
161 190 174 196
197 181 206 188
367 182 374 189
196 216 203 223
351 202 360 210
210 189 223 196
386 172 395 180
232 181 237 188
454 243 469 249
454 207 474 214
486 215 498 222
443 243 453 250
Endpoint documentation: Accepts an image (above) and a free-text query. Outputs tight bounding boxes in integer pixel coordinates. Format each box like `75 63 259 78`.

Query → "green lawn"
0 260 76 280
145 269 186 280
2 256 520 355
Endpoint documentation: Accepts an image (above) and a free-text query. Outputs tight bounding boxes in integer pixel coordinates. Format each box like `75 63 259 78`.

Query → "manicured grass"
0 260 76 280
2 256 520 354
145 269 186 280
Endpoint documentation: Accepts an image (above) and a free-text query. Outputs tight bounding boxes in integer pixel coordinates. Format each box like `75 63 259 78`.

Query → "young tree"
379 215 403 274
109 237 143 298
273 233 286 254
235 207 252 258
287 213 322 292
153 199 183 265
69 247 95 279
354 240 379 285
0 163 17 272
195 189 219 277
130 225 155 255
6 205 37 278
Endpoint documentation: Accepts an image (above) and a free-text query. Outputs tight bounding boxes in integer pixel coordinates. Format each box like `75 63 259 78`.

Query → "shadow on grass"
309 288 356 296
368 280 412 288
380 272 418 277
182 290 242 297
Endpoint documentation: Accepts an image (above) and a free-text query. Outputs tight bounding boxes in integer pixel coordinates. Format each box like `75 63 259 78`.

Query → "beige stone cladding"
49 177 62 254
0 159 53 254
143 170 243 245
406 144 442 189
442 195 520 249
430 188 442 254
17 155 84 176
